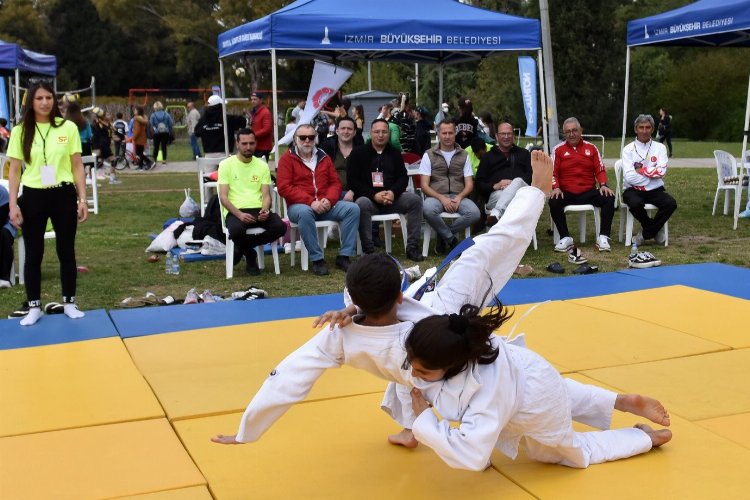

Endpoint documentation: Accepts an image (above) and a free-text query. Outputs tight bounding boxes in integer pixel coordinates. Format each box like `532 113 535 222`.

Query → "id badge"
40 165 57 187
371 171 384 188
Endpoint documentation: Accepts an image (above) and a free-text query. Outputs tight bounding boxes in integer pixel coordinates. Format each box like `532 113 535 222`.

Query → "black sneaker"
435 236 448 255
486 214 498 228
335 255 351 272
312 259 329 276
246 249 260 276
406 247 425 262
8 301 30 318
44 302 65 314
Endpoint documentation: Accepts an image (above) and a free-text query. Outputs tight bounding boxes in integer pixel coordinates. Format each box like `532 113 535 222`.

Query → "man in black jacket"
195 96 247 158
475 122 532 226
319 116 363 201
347 119 423 262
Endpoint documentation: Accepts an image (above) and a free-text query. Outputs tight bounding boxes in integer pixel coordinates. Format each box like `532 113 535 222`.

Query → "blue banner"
517 56 537 137
0 78 8 128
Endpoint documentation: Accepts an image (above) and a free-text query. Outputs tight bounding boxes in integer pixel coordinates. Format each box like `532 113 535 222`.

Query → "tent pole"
438 63 444 115
91 76 96 108
621 47 631 157
740 72 750 220
14 69 20 124
271 49 280 162
537 49 549 153
415 63 419 104
219 58 229 156
367 61 372 91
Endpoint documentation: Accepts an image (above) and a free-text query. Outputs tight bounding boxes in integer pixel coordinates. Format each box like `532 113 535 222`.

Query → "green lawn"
2 165 749 316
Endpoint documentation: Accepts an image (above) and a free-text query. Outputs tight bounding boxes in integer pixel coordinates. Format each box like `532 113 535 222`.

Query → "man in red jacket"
550 117 615 253
249 91 273 159
276 124 360 276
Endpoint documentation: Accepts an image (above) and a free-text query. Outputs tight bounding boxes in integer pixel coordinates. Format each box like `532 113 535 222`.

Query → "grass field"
2 159 749 316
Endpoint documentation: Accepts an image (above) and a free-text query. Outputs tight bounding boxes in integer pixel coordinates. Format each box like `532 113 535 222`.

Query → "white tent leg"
438 63 444 114
537 49 549 153
367 61 372 91
219 59 229 155
14 69 20 124
739 72 750 224
271 49 280 157
621 47 631 156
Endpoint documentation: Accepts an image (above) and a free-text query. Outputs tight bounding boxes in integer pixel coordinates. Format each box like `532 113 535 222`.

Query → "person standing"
195 95 247 159
186 101 201 159
657 108 673 158
64 102 93 157
249 92 273 159
149 101 173 166
6 81 89 326
131 106 152 170
454 97 479 149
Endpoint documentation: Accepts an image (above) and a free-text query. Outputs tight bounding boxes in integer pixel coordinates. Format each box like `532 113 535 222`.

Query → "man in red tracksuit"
550 117 615 253
249 91 273 159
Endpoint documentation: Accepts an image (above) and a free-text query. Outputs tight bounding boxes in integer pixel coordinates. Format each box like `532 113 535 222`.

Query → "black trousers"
226 208 287 256
549 189 615 238
622 187 677 240
19 183 79 304
152 132 170 161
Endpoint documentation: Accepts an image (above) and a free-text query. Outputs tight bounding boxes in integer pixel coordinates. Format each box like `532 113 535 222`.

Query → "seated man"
319 116 363 201
621 114 677 246
475 122 532 227
550 117 615 252
277 124 360 276
218 128 286 276
347 119 424 262
419 120 480 254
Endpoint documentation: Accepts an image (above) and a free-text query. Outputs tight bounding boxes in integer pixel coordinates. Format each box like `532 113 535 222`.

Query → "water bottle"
165 252 173 275
629 243 638 258
171 253 181 275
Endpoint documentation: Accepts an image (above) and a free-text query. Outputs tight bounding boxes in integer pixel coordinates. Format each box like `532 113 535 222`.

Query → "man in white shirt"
621 114 677 245
419 120 480 254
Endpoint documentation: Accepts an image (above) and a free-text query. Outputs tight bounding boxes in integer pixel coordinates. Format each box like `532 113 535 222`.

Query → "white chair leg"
625 212 635 246
256 245 265 270
422 224 431 258
399 215 408 249
593 209 601 239
290 227 297 268
271 241 280 275
577 212 587 243
552 214 560 244
225 239 234 279
618 207 626 242
532 230 538 250
712 188 720 216
383 221 393 254
724 190 730 215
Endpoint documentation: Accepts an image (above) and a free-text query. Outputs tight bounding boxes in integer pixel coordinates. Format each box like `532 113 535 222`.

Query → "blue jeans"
287 201 360 262
423 195 480 241
190 134 201 158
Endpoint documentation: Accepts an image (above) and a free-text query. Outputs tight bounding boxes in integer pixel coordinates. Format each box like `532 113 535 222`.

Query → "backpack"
113 120 127 140
154 111 169 134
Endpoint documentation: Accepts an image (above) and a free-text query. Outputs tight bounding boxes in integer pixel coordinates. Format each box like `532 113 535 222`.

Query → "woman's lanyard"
35 123 51 166
35 123 59 186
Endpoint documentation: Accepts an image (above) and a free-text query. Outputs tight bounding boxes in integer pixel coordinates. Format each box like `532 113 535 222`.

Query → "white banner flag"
277 60 353 146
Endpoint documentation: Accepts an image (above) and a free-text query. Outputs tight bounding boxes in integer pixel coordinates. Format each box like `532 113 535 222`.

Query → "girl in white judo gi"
213 151 672 471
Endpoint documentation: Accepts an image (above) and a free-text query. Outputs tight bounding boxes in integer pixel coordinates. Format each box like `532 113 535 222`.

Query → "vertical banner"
278 60 353 145
0 78 9 129
518 56 537 137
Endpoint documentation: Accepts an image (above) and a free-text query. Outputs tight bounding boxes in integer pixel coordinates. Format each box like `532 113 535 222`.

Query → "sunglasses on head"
296 135 316 142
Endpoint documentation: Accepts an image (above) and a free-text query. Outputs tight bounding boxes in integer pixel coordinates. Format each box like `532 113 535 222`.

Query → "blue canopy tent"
621 0 750 229
0 40 57 124
217 0 545 153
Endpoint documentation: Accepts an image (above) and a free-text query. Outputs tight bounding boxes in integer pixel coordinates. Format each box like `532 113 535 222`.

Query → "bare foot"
616 394 670 426
388 428 418 448
635 423 672 447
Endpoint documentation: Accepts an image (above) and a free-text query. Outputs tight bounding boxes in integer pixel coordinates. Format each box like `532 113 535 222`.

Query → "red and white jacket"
551 140 607 194
621 139 668 191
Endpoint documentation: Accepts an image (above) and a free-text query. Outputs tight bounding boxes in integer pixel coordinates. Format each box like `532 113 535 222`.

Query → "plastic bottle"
629 243 638 258
171 253 181 275
165 252 173 275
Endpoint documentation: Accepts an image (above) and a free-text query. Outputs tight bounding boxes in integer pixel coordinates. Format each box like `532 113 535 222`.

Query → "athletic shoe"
567 246 588 264
43 302 65 314
108 178 122 185
184 288 200 304
485 214 499 228
0 279 11 289
312 259 329 276
654 227 666 244
596 235 611 252
7 301 29 318
739 208 750 218
335 255 351 272
633 230 645 246
628 251 661 269
554 236 574 252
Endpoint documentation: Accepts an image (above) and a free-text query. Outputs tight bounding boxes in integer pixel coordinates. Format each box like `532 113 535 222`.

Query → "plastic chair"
198 157 226 216
614 160 669 246
402 152 422 193
712 150 743 230
422 213 471 258
218 198 280 278
81 154 99 214
357 213 408 255
280 196 339 272
551 206 601 244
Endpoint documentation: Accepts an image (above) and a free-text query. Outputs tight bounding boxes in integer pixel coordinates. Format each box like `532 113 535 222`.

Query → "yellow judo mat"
1 284 749 499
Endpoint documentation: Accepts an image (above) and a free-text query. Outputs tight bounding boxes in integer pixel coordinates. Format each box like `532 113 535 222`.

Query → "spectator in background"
130 105 152 170
320 116 363 202
393 94 416 153
149 101 173 166
91 107 120 184
477 110 497 144
352 104 365 143
657 107 673 158
112 112 128 161
249 92 273 159
465 136 492 176
454 97 479 149
284 115 297 137
195 95 247 160
65 103 92 157
186 101 201 159
434 102 449 130
0 118 9 153
413 106 432 157
291 99 305 123
0 181 16 288
383 103 403 152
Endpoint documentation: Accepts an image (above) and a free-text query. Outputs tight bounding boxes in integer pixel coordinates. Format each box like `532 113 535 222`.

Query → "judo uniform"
233 186 653 470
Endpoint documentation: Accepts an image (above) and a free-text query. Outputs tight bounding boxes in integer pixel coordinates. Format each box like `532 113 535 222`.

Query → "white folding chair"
615 160 669 246
712 150 743 230
81 154 99 214
422 213 471 258
219 199 280 278
357 213 408 255
280 196 339 271
198 157 226 216
551 205 600 244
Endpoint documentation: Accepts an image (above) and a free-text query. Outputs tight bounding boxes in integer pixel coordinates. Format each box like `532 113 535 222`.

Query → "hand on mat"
411 388 432 415
211 434 241 445
312 306 356 329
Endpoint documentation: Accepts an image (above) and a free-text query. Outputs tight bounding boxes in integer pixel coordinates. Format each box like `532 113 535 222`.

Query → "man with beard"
320 116 364 202
218 128 286 276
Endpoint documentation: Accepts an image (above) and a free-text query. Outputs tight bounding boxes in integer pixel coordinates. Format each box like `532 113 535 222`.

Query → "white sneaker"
0 279 11 289
633 230 645 246
654 227 666 244
554 236 574 252
567 246 588 264
628 251 661 269
596 235 611 252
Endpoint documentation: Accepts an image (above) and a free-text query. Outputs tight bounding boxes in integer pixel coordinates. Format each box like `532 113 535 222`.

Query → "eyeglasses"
296 135 316 142
498 132 513 137
563 129 580 135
